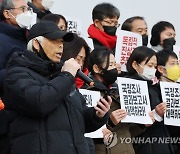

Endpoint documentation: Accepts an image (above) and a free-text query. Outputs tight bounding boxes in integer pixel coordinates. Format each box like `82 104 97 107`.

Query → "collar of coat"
7 50 62 78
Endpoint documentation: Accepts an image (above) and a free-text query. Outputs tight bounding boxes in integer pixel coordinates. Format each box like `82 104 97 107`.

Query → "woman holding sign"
87 47 137 154
126 46 173 154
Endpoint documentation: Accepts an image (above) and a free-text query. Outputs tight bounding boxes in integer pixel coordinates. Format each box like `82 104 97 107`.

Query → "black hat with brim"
28 21 73 42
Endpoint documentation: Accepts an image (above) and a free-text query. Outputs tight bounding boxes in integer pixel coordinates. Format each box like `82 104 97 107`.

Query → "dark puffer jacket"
3 50 108 154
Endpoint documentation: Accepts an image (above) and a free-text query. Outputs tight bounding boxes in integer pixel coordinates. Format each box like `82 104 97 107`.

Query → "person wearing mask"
27 0 53 20
121 16 148 46
87 47 139 154
42 13 67 31
126 46 173 154
62 33 90 89
87 3 120 52
150 21 176 52
156 49 180 154
0 0 34 153
0 0 34 93
2 21 111 154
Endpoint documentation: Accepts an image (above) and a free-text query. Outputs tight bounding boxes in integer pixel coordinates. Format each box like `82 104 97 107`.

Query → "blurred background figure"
0 0 32 152
27 0 54 20
150 21 176 52
42 13 67 31
121 16 148 46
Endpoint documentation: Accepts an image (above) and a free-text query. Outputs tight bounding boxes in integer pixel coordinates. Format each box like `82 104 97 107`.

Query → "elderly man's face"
41 38 64 63
4 0 29 26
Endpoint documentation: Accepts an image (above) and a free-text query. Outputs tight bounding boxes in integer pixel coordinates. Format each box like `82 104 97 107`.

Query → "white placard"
84 125 106 138
79 89 100 107
117 77 152 124
115 30 142 72
66 16 82 36
79 89 105 138
160 82 180 126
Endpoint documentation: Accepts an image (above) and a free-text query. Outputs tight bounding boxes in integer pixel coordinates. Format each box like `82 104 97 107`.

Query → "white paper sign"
79 89 105 138
79 89 100 107
117 77 152 124
84 125 106 138
115 30 142 71
66 16 82 36
160 82 180 126
173 45 180 65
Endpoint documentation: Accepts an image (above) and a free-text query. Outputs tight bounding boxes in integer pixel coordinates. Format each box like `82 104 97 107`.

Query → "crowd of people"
0 0 179 154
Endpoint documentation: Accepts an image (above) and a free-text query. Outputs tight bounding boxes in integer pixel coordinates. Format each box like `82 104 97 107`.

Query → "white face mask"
139 65 156 80
142 67 156 80
11 11 35 29
42 0 54 10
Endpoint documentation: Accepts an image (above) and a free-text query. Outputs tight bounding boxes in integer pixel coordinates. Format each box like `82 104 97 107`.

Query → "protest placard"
115 30 142 71
160 82 180 126
117 77 152 124
66 16 82 36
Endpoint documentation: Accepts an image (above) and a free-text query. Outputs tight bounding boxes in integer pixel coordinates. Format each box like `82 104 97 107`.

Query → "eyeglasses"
9 6 32 13
102 19 120 28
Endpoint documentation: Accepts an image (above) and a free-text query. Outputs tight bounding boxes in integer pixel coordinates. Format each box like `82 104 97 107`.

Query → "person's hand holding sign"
110 109 127 125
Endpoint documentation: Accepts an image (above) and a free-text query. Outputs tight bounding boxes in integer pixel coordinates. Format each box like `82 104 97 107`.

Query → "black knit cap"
27 21 73 42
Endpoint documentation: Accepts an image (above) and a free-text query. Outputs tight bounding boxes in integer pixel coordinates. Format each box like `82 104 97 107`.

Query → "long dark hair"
62 34 91 68
88 47 113 75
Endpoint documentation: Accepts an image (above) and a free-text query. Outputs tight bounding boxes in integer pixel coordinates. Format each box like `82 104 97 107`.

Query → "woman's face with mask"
133 55 157 80
158 56 180 81
93 53 119 85
159 27 176 47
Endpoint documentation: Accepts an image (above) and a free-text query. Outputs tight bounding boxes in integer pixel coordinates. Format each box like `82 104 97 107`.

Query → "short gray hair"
27 36 44 52
0 0 15 20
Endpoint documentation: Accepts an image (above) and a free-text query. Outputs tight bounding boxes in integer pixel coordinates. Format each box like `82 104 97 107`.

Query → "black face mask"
101 68 118 85
142 34 148 46
103 26 117 36
163 37 176 50
35 41 50 61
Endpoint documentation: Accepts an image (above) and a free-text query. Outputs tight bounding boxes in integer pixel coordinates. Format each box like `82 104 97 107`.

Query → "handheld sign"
79 89 106 138
115 30 142 71
160 82 180 126
117 77 153 124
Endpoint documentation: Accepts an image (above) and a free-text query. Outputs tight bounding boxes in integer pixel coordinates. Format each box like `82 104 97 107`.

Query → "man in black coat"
3 21 111 154
0 0 34 153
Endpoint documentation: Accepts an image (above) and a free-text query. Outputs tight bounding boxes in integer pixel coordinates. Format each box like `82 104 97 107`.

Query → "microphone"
76 69 94 86
59 60 94 86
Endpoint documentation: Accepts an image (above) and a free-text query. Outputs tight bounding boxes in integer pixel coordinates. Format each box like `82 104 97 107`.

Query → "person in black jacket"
2 21 111 154
0 0 33 153
126 46 173 154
